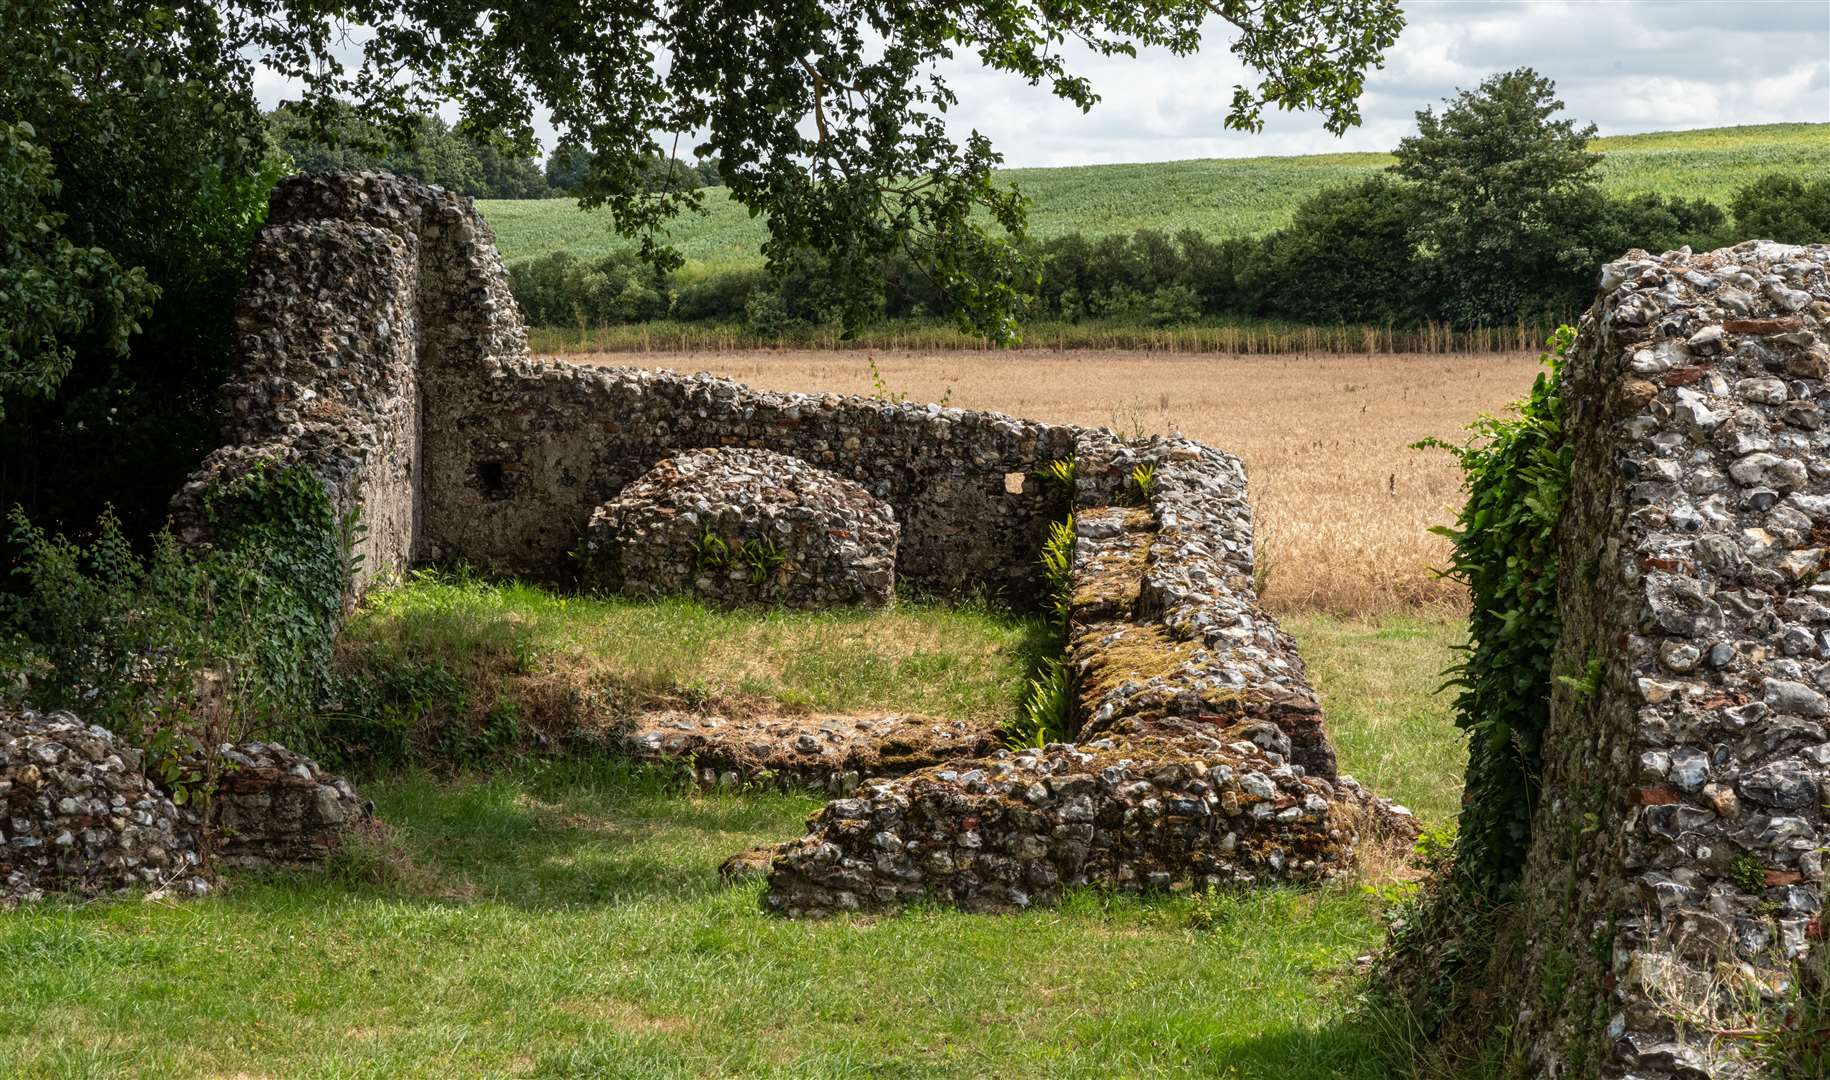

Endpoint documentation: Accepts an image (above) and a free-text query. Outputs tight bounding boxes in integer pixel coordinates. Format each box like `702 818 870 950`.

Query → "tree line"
509 70 1830 336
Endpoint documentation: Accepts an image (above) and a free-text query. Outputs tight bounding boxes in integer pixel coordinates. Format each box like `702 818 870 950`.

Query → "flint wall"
1511 240 1830 1078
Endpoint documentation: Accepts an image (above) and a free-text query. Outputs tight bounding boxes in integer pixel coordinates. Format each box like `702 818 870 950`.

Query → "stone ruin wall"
174 171 1075 605
431 359 1076 602
1504 241 1830 1078
2 708 370 903
764 434 1408 914
159 170 1407 914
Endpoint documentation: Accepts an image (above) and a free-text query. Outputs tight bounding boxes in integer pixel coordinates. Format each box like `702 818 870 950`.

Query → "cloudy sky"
945 0 1830 166
253 0 1830 168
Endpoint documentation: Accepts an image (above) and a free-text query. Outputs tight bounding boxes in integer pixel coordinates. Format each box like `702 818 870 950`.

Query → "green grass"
480 122 1830 271
0 611 1464 1078
342 571 1050 723
1281 613 1466 825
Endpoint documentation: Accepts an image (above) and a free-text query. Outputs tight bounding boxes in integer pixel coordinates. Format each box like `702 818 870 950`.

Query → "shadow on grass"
225 757 822 912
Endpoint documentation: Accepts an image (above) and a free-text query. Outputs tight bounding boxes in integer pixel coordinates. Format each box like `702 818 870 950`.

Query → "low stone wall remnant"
2 709 211 902
586 447 899 608
2 708 372 902
1504 240 1830 1078
431 360 1077 604
764 436 1413 915
209 741 374 868
621 711 1003 793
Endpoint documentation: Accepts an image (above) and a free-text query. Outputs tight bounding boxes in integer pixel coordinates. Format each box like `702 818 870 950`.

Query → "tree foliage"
267 100 548 198
0 0 1400 539
0 0 285 540
0 120 155 422
227 0 1402 340
1732 173 1830 244
1395 68 1603 326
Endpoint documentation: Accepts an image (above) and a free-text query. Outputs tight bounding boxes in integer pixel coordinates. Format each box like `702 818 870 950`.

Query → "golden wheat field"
560 349 1545 616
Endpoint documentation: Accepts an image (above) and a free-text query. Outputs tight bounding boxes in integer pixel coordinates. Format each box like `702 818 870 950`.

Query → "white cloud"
250 0 1830 167
934 0 1830 165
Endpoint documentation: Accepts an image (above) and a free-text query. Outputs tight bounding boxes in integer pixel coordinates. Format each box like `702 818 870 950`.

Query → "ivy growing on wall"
1418 324 1574 900
1374 327 1576 1040
198 461 350 720
2 461 350 752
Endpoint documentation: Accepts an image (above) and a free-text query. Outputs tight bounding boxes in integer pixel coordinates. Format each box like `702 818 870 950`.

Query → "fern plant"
1010 656 1071 749
1128 462 1158 504
1040 515 1076 624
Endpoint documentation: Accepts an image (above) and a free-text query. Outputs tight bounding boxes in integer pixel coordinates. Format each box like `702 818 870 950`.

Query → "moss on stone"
1074 625 1201 702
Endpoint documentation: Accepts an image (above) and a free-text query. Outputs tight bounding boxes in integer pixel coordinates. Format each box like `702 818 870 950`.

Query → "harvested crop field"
559 348 1545 616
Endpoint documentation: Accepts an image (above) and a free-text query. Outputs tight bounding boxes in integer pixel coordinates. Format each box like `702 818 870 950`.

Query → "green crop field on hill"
478 122 1830 273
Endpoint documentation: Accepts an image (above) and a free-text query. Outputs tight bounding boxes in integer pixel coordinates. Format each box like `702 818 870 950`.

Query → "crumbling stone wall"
764 437 1410 915
1504 241 1830 1078
209 741 373 868
2 709 370 901
2 709 211 902
621 711 1004 793
176 172 1077 605
426 360 1075 602
1071 433 1335 777
172 172 528 602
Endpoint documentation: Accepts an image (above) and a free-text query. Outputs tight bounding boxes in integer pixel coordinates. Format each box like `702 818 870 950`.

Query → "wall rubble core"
585 447 900 609
171 171 1407 916
1507 241 1830 1078
2 708 371 903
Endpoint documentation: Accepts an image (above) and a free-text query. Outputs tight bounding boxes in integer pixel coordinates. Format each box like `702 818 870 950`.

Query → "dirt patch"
556 997 692 1035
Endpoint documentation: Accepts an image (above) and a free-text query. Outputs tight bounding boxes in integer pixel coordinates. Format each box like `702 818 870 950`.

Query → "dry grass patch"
560 347 1541 617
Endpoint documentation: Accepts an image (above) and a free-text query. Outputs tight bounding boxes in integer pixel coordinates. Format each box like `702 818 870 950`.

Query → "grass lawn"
327 574 1053 767
0 603 1465 1079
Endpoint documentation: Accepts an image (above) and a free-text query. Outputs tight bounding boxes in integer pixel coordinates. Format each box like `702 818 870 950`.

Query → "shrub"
1245 174 1423 324
671 268 765 322
1 462 349 751
742 287 797 336
1601 190 1731 254
507 251 669 327
1732 173 1830 244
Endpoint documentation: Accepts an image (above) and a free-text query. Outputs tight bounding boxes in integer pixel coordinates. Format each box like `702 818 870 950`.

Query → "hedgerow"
503 176 1744 338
